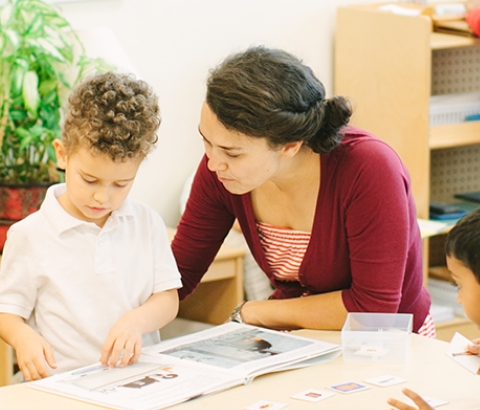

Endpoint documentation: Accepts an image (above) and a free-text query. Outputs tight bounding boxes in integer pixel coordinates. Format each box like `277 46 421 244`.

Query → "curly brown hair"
206 46 352 154
62 71 160 161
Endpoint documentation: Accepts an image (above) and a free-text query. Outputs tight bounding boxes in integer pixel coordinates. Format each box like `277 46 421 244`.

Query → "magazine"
29 322 342 410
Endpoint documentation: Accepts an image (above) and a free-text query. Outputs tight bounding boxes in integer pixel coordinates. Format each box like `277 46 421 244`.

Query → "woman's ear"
53 139 67 170
280 141 304 158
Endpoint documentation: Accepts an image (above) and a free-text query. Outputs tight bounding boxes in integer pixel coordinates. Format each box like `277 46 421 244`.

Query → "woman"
172 46 432 333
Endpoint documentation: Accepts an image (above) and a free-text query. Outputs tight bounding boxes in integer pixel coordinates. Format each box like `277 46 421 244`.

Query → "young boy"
388 209 480 410
0 72 182 381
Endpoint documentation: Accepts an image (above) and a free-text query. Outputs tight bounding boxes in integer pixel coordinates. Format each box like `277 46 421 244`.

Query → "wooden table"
0 330 479 410
176 242 244 325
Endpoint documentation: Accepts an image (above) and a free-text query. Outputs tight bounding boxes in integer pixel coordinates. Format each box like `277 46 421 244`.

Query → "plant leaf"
22 70 40 118
0 3 13 27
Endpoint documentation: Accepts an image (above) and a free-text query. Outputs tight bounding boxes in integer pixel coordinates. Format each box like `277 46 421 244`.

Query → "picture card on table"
363 374 407 387
329 381 370 394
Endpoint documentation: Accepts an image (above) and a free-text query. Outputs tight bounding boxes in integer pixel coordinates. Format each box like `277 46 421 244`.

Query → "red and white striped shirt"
256 221 310 282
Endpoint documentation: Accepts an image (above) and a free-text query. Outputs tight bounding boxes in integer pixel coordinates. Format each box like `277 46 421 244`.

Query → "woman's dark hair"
445 208 480 283
206 46 352 154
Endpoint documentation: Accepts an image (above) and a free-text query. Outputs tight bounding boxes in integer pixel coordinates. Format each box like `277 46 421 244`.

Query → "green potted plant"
0 0 111 248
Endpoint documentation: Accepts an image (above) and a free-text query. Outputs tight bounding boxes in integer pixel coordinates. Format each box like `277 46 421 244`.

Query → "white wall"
59 0 368 227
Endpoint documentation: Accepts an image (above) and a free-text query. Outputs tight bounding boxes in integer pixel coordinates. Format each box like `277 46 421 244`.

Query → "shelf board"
431 32 480 50
435 316 472 329
430 121 480 149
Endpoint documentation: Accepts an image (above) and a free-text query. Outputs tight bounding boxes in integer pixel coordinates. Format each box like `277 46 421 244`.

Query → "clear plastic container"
341 313 413 362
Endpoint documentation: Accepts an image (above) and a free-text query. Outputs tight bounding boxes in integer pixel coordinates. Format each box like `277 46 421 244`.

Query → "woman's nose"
206 151 227 172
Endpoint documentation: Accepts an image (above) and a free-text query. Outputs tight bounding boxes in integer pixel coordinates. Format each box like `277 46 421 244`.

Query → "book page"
30 357 240 410
143 322 341 379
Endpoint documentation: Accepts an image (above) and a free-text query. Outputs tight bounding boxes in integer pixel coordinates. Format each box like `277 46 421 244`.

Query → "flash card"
446 332 480 375
405 396 448 408
329 381 370 394
291 388 335 402
245 400 288 410
363 374 407 387
423 397 449 408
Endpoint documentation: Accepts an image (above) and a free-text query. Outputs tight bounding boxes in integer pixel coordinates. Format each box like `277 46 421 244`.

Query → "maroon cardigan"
172 127 430 332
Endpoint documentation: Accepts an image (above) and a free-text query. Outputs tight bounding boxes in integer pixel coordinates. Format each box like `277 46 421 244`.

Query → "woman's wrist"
230 301 247 324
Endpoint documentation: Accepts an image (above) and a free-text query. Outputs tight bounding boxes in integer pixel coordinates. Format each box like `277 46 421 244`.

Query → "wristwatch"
230 301 246 324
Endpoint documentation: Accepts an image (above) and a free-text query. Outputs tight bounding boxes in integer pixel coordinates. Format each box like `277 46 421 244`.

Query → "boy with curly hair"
388 209 480 410
0 72 182 381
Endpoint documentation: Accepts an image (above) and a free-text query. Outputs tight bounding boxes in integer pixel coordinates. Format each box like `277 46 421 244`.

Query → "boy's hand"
14 326 56 381
467 338 480 355
100 311 142 368
387 388 434 410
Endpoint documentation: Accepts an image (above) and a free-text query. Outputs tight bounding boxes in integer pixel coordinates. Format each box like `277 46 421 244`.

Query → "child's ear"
53 139 67 170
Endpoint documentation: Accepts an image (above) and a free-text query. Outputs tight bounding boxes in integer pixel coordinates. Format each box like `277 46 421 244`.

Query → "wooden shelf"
430 31 480 50
430 121 480 149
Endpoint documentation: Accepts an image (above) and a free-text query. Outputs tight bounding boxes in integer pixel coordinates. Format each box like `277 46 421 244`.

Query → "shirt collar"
40 183 135 235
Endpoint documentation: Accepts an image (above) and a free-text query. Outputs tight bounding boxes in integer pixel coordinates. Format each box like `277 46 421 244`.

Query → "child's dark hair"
63 71 160 161
445 208 480 283
206 46 352 154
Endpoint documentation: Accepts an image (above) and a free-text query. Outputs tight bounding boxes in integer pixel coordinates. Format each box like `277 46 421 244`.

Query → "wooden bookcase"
334 3 480 339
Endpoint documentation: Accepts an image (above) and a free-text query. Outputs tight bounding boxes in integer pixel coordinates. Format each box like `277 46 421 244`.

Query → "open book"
30 322 341 410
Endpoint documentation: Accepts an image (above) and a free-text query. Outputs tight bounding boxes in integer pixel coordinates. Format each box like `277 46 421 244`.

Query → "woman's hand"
387 388 434 410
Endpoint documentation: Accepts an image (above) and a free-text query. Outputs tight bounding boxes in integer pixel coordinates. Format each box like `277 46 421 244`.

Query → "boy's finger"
386 397 416 410
109 339 126 367
25 361 43 381
401 388 433 410
99 339 114 366
120 340 134 368
20 365 32 382
467 343 480 354
44 346 57 369
129 342 142 365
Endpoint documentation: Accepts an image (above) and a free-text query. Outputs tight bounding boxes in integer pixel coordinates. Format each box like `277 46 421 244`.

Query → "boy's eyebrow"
197 126 243 152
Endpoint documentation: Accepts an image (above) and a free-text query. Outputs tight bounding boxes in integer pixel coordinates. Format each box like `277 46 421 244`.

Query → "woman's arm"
241 291 348 331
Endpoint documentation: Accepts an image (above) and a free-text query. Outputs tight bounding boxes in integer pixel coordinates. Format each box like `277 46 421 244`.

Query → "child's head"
61 71 160 160
54 72 160 227
445 208 480 327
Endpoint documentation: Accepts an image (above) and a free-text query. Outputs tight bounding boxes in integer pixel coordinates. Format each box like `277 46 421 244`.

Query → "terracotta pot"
0 220 14 252
0 183 52 252
0 183 51 221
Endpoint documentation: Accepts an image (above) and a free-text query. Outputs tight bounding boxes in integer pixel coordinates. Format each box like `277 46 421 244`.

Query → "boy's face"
447 255 480 328
54 141 141 227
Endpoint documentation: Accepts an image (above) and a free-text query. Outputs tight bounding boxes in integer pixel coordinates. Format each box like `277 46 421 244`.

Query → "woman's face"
198 102 290 195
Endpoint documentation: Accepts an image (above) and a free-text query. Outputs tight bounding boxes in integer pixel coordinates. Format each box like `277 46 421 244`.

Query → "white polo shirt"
0 184 182 373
